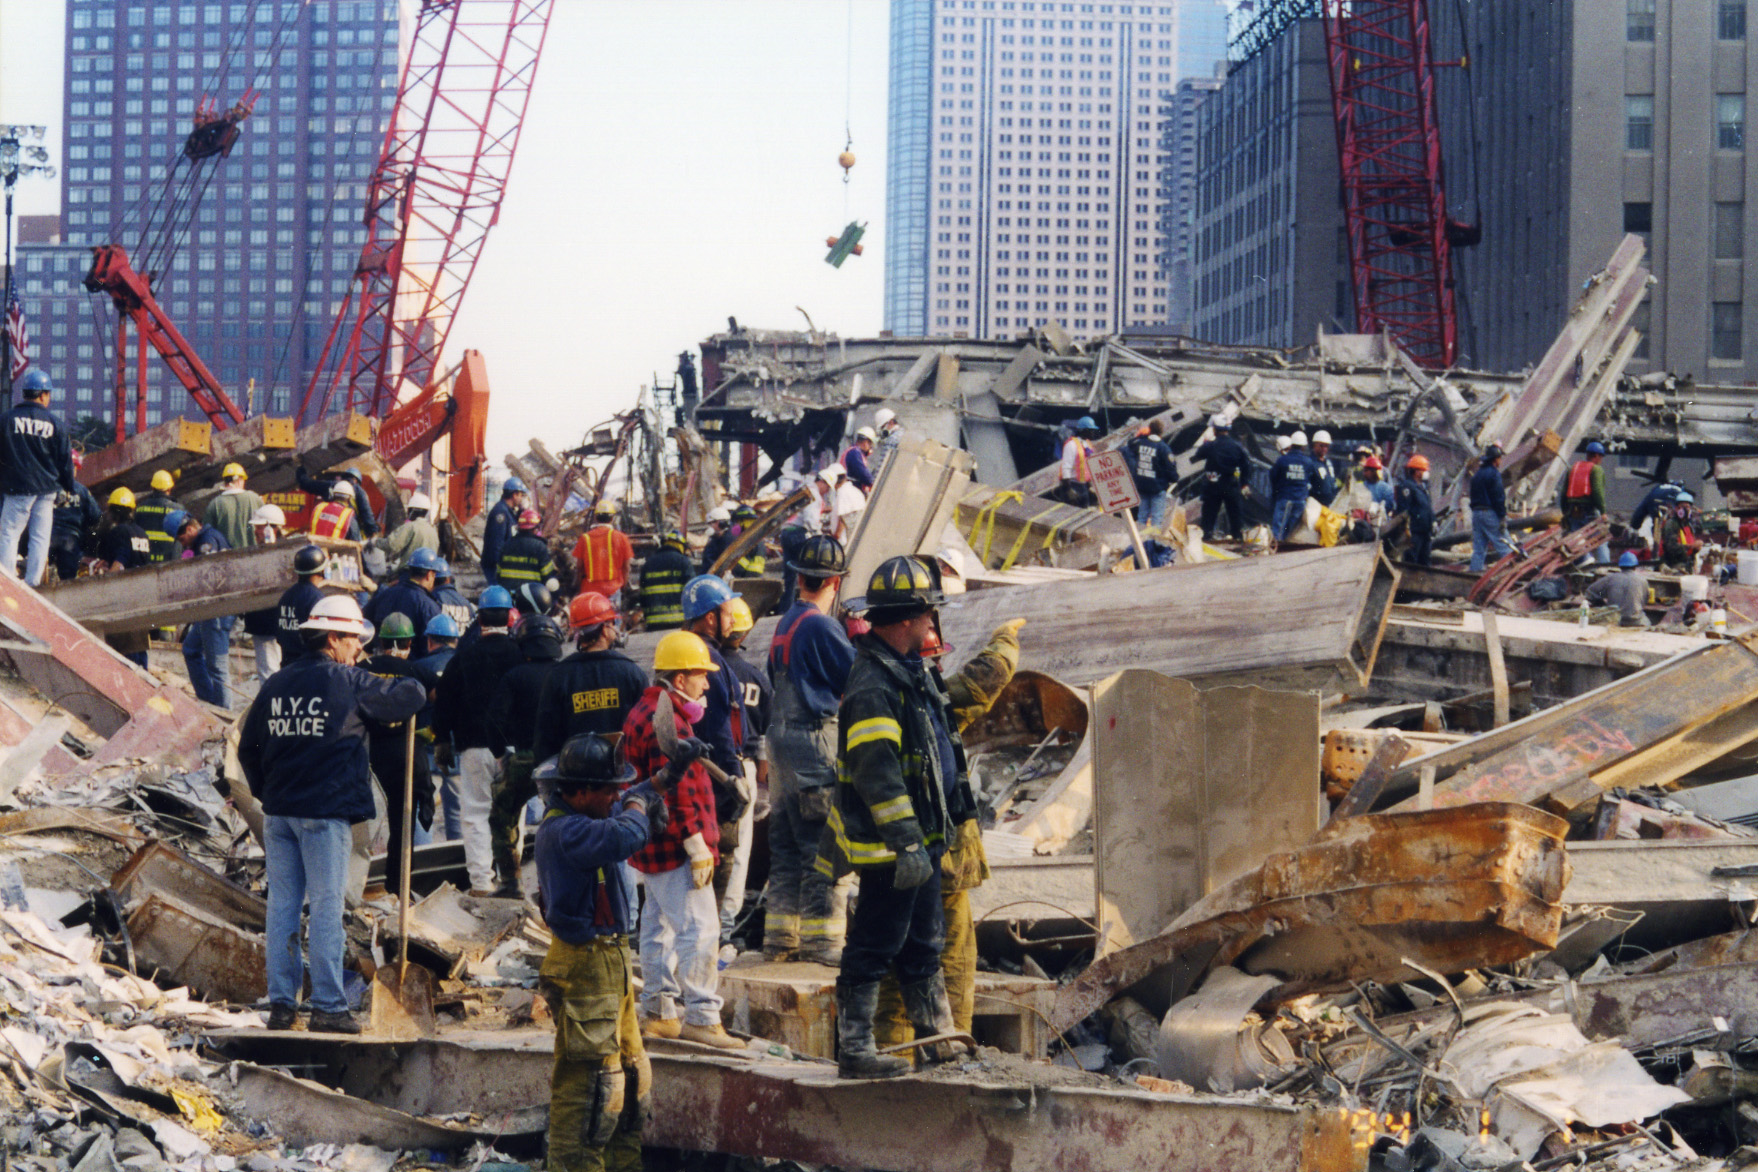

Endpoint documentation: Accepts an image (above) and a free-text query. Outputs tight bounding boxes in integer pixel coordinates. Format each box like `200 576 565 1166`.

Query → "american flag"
4 284 28 383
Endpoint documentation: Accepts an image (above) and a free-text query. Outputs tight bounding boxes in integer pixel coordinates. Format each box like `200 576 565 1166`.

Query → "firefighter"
637 530 692 631
730 504 766 577
135 470 180 563
487 614 567 894
497 508 556 591
533 592 650 765
310 480 361 541
481 476 527 585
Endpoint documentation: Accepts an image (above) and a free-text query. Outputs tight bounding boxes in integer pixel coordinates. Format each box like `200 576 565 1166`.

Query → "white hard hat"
1209 413 1228 429
407 492 432 513
250 503 286 528
300 594 374 638
707 504 733 523
1290 431 1308 447
1312 429 1333 445
856 426 877 442
329 480 355 500
1276 436 1293 453
875 407 897 428
817 463 846 486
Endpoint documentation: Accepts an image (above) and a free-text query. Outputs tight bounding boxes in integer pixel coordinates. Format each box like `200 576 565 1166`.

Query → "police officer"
637 530 692 631
0 368 77 586
1269 431 1316 541
497 509 556 592
764 534 856 964
679 574 749 856
535 734 666 1172
277 545 330 667
434 585 525 895
168 509 234 707
238 594 424 1034
481 476 527 585
363 546 444 659
715 596 770 954
533 592 650 765
1194 415 1250 540
1308 429 1340 507
431 560 476 634
134 470 180 563
1392 455 1436 567
413 613 464 840
360 612 441 897
1124 421 1176 529
487 614 567 895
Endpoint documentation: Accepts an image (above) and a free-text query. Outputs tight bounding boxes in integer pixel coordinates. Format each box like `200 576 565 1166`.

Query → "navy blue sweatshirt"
0 400 76 497
536 802 651 943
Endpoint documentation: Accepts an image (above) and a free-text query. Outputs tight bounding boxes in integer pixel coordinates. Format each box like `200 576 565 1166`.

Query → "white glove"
683 832 714 890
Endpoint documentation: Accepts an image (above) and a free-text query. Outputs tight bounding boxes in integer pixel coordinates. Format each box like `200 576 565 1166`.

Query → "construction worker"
874 617 1022 1052
433 584 524 895
95 487 152 668
134 470 180 563
277 545 330 666
167 509 234 707
1660 491 1701 570
1194 415 1250 539
572 501 635 605
361 611 441 896
0 369 77 587
715 596 770 958
48 478 100 582
637 530 692 631
533 591 650 766
873 407 904 471
535 733 666 1172
1269 431 1316 541
1308 429 1340 507
679 575 751 895
1359 456 1394 508
297 466 378 539
243 504 290 683
496 509 555 593
310 480 360 541
413 612 464 841
485 614 568 895
699 505 735 573
843 427 879 493
381 491 440 573
240 593 424 1034
1563 441 1611 564
763 534 855 963
363 546 444 660
1392 455 1436 567
1469 444 1513 573
1587 551 1650 626
1125 421 1176 529
432 561 476 634
817 464 865 541
1055 415 1100 507
730 504 765 577
829 556 1003 1078
1632 479 1686 537
481 476 527 585
622 631 742 1049
205 462 264 549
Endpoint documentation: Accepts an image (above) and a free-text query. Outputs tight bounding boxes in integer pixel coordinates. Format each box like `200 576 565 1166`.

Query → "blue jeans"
436 763 462 840
182 617 232 707
1137 489 1170 529
264 815 352 1014
0 492 57 586
1470 510 1514 572
1271 497 1307 541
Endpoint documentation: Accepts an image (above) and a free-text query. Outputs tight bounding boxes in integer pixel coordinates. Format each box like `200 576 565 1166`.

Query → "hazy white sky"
0 0 892 465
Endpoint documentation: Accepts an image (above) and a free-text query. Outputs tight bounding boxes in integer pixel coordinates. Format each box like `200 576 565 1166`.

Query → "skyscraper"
883 0 1184 340
12 0 399 433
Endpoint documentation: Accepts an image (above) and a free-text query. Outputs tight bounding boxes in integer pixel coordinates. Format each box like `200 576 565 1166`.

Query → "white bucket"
1681 574 1710 603
1739 550 1758 586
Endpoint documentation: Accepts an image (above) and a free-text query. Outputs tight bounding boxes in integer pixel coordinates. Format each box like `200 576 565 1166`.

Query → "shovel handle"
398 719 415 975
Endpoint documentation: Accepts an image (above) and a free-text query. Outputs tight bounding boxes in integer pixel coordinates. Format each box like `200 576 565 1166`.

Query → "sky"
0 0 893 466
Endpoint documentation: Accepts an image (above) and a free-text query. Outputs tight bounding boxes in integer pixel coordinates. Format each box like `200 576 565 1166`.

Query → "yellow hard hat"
724 596 754 637
652 630 719 673
107 487 136 509
150 470 175 491
222 462 247 481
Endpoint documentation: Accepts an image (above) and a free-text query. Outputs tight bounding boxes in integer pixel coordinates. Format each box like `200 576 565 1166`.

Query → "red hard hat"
569 591 618 631
922 627 948 657
517 508 541 530
1362 456 1384 470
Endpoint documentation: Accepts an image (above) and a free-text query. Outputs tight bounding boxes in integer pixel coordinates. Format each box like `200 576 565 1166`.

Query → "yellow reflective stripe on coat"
870 794 914 826
845 716 902 750
828 804 896 865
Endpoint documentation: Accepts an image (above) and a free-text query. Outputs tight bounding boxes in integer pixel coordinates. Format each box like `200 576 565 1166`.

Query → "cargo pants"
538 935 648 1172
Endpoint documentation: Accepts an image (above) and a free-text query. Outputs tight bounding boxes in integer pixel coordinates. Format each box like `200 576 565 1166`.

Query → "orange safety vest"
1565 459 1596 501
573 525 630 591
311 500 355 539
1065 437 1093 482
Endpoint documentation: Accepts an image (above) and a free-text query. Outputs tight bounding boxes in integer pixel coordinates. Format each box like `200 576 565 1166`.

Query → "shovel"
370 719 437 1040
654 689 734 787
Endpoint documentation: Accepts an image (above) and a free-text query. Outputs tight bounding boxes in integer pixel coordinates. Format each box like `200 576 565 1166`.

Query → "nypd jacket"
238 653 426 822
531 648 650 763
0 400 76 497
275 581 325 664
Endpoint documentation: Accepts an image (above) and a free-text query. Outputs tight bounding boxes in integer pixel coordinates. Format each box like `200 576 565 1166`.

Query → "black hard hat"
553 733 636 789
517 614 565 659
1484 443 1505 462
293 545 327 576
786 533 848 577
514 580 552 615
846 555 943 617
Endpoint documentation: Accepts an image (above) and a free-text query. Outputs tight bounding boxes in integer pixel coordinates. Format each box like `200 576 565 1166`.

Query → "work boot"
836 982 909 1080
679 1022 746 1051
308 1009 362 1035
901 972 970 1066
265 1002 298 1031
640 1015 682 1040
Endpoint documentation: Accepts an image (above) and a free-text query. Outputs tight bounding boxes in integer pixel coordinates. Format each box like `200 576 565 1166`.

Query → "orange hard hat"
1135 426 1150 437
1362 456 1384 470
568 591 618 631
1406 454 1431 471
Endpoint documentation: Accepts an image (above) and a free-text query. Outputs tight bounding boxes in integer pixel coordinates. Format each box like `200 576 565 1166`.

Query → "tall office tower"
884 0 1183 340
1159 74 1221 332
12 0 400 433
1177 0 1227 78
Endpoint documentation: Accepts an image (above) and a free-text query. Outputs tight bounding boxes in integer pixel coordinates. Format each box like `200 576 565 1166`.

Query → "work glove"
621 781 669 838
666 736 708 766
892 841 934 890
990 617 1027 643
798 785 834 822
683 832 714 890
941 818 989 892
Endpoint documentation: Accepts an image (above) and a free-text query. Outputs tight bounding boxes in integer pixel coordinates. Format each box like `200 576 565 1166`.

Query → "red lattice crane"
1320 0 1475 369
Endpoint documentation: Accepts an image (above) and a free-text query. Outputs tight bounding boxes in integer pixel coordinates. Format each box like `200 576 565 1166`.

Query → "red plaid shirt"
623 685 719 873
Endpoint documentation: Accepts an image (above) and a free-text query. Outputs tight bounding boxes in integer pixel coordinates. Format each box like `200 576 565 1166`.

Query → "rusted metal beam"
126 892 266 1003
77 416 211 496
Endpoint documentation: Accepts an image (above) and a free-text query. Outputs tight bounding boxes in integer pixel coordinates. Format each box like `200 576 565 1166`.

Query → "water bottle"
1578 600 1590 628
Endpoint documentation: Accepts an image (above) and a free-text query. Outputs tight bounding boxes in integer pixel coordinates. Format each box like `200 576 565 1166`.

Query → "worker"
481 476 527 585
533 591 650 767
1194 415 1250 540
1469 444 1513 573
166 509 234 707
412 612 463 841
637 530 693 631
873 407 904 472
729 504 765 577
534 733 666 1172
679 575 751 899
381 491 440 573
496 509 556 593
829 556 995 1078
1586 551 1650 627
310 480 361 542
0 369 77 587
512 580 554 627
572 501 635 606
431 561 475 634
1660 492 1701 570
361 611 441 896
363 546 444 660
1392 455 1436 567
1632 479 1686 537
1563 441 1611 564
134 470 180 563
240 593 424 1034
816 463 865 541
873 616 1023 1053
433 584 524 896
1124 421 1176 529
205 463 264 550
763 534 855 963
843 426 879 493
699 504 735 573
714 596 770 959
1333 454 1390 536
1268 431 1316 541
94 488 152 668
297 466 378 539
484 613 568 894
1359 456 1394 509
622 630 743 1049
1055 415 1100 507
1308 430 1340 507
242 504 290 683
47 478 100 582
276 545 330 666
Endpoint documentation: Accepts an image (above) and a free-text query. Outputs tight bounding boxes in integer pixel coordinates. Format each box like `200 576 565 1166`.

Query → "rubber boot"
901 971 970 1066
836 982 909 1080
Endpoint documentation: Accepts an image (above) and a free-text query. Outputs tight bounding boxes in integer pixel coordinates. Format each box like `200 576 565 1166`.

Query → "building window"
1628 0 1656 40
1722 0 1747 39
1631 299 1652 360
1627 96 1654 150
1714 302 1743 359
1623 201 1652 249
1721 94 1746 149
1717 202 1745 259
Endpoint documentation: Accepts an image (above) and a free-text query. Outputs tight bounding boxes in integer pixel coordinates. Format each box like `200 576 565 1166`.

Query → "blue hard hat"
425 613 462 639
681 573 736 621
432 558 452 579
1586 441 1606 456
17 369 53 396
481 584 514 610
502 477 526 496
1075 415 1098 431
407 547 444 573
164 509 191 535
1618 551 1639 568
